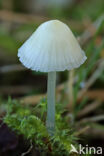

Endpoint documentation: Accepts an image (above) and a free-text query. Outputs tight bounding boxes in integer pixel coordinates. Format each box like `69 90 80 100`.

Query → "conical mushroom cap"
18 20 87 72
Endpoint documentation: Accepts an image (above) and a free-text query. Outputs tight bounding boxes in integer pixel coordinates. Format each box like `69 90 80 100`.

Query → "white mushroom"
18 20 87 135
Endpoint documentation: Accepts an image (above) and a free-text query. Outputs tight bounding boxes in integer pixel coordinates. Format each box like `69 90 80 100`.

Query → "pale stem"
46 71 56 135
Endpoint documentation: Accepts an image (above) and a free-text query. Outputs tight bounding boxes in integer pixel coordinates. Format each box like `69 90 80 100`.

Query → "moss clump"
3 98 78 156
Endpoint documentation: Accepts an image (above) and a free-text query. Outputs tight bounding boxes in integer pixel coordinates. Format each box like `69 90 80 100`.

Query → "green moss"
3 98 78 155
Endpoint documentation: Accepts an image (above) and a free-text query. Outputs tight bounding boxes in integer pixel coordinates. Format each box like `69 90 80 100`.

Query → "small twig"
79 115 104 124
21 140 33 156
20 94 45 105
86 61 104 88
75 126 90 136
78 14 104 45
78 60 104 99
77 100 102 118
84 123 104 139
86 90 104 101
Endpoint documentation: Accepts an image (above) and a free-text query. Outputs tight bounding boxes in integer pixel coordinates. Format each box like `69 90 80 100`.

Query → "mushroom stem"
46 71 56 135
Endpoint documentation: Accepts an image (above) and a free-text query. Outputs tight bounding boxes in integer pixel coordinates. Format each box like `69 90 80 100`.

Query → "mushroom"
18 20 87 135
